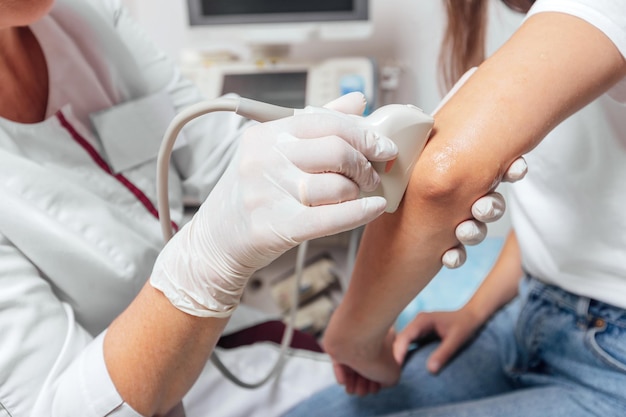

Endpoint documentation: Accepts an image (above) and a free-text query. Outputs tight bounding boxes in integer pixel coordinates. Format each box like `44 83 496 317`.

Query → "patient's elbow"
408 150 497 209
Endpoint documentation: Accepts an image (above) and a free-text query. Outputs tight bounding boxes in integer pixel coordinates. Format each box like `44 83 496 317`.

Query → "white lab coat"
0 1 334 416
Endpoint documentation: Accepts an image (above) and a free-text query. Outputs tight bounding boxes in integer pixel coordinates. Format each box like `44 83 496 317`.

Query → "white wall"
120 0 442 109
122 1 521 108
121 0 523 236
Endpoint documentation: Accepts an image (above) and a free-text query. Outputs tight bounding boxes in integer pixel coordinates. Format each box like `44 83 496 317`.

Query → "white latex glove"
323 92 368 115
151 107 398 317
441 157 528 268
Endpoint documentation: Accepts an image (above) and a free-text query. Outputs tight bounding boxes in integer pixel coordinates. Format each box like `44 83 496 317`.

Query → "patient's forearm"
464 229 523 323
324 12 626 381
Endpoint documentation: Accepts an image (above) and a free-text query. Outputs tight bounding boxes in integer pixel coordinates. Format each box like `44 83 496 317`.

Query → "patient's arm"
323 11 626 387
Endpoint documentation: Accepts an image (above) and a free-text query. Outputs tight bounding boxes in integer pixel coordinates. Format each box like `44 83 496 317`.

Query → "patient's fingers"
332 361 348 386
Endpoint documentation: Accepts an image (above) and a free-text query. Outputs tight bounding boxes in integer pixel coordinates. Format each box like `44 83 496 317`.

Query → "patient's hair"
438 0 536 92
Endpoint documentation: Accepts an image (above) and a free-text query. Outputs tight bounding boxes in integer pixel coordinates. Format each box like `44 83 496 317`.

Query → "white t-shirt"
528 0 626 102
510 0 626 308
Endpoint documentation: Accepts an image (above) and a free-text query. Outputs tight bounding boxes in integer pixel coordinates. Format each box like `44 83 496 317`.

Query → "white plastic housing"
360 104 434 213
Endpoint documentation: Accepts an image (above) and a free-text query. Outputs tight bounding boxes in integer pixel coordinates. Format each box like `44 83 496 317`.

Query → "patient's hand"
394 308 484 375
325 327 402 395
331 362 383 397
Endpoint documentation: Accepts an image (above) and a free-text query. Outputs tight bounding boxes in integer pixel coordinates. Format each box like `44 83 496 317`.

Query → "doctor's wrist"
150 221 250 318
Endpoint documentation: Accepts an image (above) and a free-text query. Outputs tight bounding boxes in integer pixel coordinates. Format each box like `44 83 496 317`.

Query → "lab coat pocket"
90 90 187 173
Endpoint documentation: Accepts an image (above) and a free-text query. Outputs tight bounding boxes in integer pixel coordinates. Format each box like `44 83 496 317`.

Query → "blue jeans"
284 276 626 417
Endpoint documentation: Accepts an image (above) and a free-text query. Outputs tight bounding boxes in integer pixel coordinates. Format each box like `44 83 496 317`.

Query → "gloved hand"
150 105 398 317
441 156 528 268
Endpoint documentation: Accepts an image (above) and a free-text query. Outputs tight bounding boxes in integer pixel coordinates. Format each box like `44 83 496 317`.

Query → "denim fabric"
284 276 626 417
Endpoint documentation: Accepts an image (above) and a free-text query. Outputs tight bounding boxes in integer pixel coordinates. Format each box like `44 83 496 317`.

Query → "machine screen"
221 72 308 108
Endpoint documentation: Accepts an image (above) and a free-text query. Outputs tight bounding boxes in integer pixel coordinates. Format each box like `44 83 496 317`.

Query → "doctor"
0 0 518 416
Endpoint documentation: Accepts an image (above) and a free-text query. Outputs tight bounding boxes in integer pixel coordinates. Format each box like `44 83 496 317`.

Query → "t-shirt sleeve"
526 0 626 103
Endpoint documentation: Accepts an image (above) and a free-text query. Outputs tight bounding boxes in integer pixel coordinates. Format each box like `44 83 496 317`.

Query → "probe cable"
156 97 307 389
